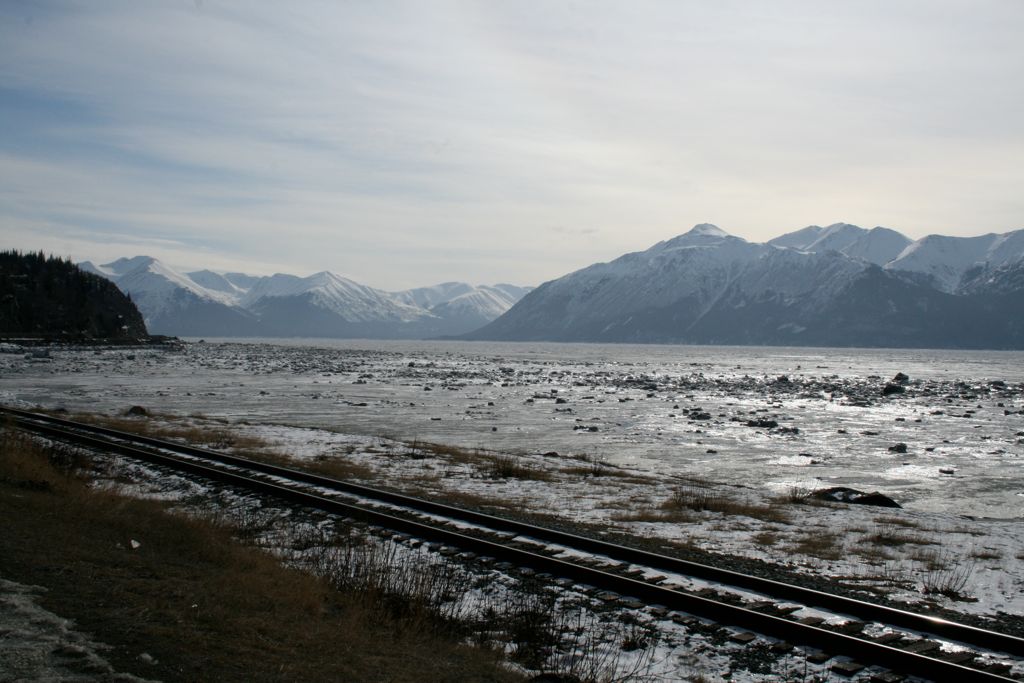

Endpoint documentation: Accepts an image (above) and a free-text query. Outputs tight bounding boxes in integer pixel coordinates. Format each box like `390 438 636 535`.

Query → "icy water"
2 339 1022 519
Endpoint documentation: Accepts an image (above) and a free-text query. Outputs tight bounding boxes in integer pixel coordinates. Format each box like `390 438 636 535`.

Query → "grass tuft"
661 478 790 523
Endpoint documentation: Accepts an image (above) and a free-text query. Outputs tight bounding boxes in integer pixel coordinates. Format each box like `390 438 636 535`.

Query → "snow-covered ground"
0 578 154 683
3 339 1022 680
2 339 1021 517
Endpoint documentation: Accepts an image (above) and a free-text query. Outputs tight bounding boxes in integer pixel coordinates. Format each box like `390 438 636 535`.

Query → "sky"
2 1 1023 290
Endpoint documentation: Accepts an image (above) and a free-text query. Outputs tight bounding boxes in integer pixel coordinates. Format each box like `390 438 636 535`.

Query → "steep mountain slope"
469 224 1024 348
466 225 769 342
99 258 258 336
884 230 1024 292
1 251 147 339
186 270 248 299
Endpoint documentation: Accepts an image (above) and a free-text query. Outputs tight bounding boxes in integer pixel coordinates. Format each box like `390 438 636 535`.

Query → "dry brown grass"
662 479 791 524
873 515 922 529
402 441 555 482
71 411 385 483
751 530 780 547
611 507 695 524
558 454 638 480
480 454 554 481
0 427 519 683
405 439 485 463
910 547 950 571
787 530 843 561
864 524 938 548
70 412 268 452
298 454 378 481
853 546 896 565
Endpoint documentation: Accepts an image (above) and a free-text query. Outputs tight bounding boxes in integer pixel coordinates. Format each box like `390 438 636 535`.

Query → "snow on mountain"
82 256 530 337
429 287 519 322
80 256 153 279
769 223 911 266
766 225 829 250
77 261 111 278
838 227 912 266
186 269 249 299
223 272 260 290
244 271 428 323
82 257 257 335
115 258 238 308
885 229 1024 292
491 284 533 300
468 225 772 341
468 223 1024 348
392 282 532 325
392 282 476 310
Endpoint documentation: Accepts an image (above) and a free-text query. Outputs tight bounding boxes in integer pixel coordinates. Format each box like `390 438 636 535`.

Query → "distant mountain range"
467 223 1024 349
80 257 531 338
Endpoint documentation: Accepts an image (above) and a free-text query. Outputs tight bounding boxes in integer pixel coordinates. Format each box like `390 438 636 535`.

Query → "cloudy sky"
2 1 1022 289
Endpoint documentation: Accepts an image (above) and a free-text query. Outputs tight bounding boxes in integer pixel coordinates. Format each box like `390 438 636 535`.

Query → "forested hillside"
0 250 148 339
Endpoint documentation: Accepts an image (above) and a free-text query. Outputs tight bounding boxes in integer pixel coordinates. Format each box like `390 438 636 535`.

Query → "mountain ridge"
82 257 532 339
467 223 1024 349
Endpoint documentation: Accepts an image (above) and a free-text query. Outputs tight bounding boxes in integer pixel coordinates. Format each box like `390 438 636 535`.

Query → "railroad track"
4 405 1022 682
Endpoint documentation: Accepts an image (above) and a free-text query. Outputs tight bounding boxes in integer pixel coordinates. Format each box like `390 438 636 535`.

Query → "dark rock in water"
888 443 908 453
893 372 910 384
125 405 148 416
542 451 559 457
882 383 905 396
811 487 901 508
746 418 778 429
690 411 712 420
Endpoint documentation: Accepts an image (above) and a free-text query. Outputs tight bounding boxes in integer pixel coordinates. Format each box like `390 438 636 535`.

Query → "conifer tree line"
0 250 147 339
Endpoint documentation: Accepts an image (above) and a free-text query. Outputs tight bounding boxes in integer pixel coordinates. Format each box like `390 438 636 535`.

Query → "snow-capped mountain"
468 223 1024 348
186 269 250 298
391 282 534 330
241 271 426 323
82 257 259 336
884 230 1024 292
81 257 530 338
768 223 912 266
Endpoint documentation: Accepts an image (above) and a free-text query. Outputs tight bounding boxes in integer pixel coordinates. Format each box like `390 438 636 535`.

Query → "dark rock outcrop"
810 487 901 508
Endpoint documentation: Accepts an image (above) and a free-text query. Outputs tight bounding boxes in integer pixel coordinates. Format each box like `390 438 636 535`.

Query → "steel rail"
3 407 1020 682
